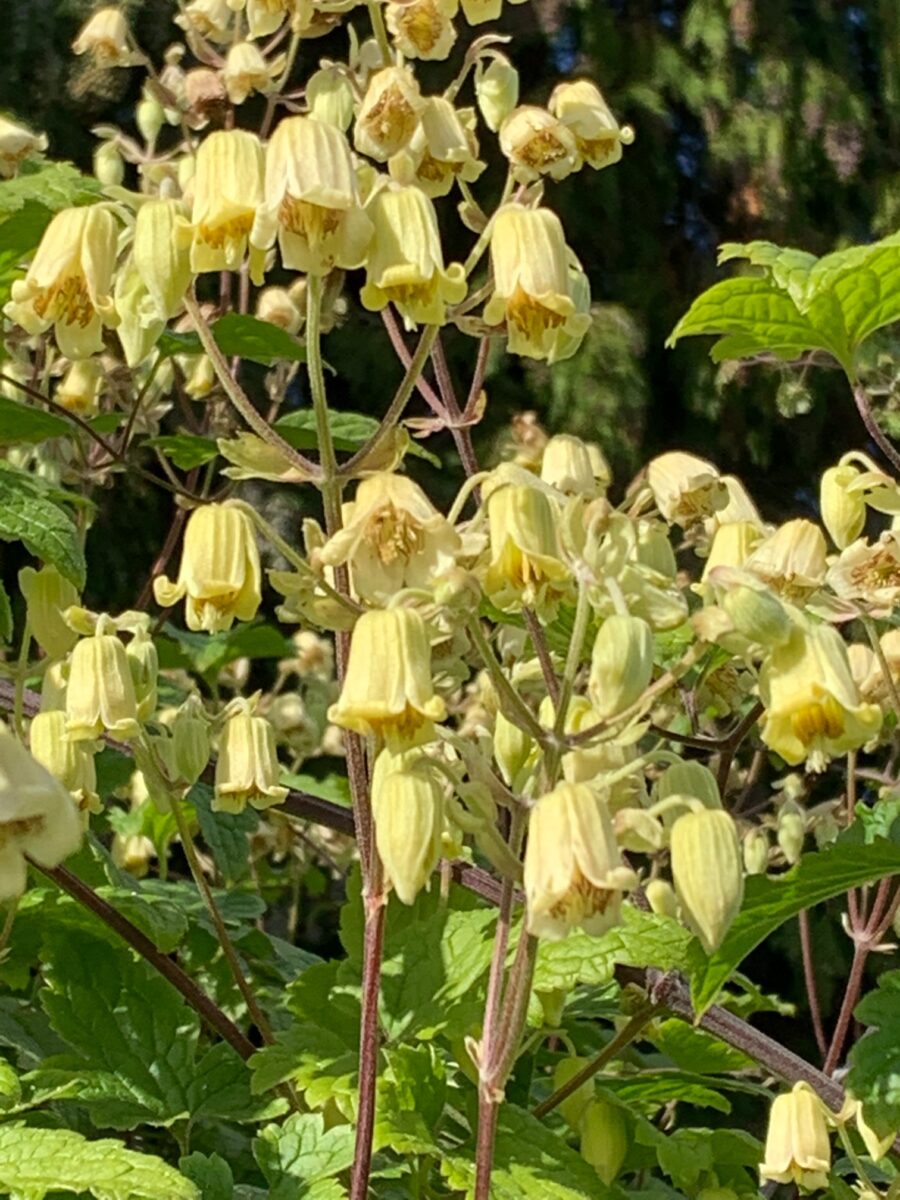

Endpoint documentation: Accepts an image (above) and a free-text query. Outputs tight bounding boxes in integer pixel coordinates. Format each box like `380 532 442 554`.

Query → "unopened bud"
18 566 80 660
821 464 866 550
136 93 165 145
126 628 158 723
670 808 744 953
371 746 444 905
580 1098 628 1185
493 710 533 787
536 988 566 1029
777 802 805 865
721 581 792 648
474 56 519 132
94 140 124 187
171 697 210 786
552 1057 592 1130
742 827 769 875
588 614 654 720
644 878 678 919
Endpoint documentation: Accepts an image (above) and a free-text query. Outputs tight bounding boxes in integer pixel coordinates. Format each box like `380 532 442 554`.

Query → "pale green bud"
306 65 355 131
671 808 744 953
136 93 165 145
721 581 792 648
126 629 158 723
588 614 654 720
171 699 211 787
821 464 866 550
475 57 519 132
742 827 769 875
777 802 806 865
536 988 566 1028
18 565 80 660
644 878 678 919
493 710 533 787
580 1098 628 1185
93 140 124 187
653 760 721 826
552 1057 593 1130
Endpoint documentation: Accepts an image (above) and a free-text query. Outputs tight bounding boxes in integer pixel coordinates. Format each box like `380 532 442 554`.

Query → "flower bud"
133 200 193 323
475 56 519 132
614 806 664 853
136 92 165 146
777 801 806 865
670 808 744 953
536 988 566 1028
328 608 446 750
0 116 47 179
759 1082 831 1191
371 746 444 905
524 782 637 939
580 1099 628 1184
742 827 769 875
354 66 424 161
499 106 580 182
154 503 262 634
721 579 792 648
0 721 82 897
93 140 124 187
483 481 571 615
552 1057 592 1129
549 80 634 171
18 566 79 660
72 7 138 67
821 463 866 549
214 707 288 814
653 759 721 812
493 710 533 787
306 66 355 131
29 710 99 819
126 629 158 723
644 877 678 919
540 434 596 496
171 698 210 786
588 614 654 720
56 359 104 416
65 621 142 742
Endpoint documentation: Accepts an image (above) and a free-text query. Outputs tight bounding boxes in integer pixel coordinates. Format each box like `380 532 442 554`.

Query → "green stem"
466 617 547 744
544 579 592 784
306 274 343 536
13 619 31 741
837 1123 881 1194
366 0 393 65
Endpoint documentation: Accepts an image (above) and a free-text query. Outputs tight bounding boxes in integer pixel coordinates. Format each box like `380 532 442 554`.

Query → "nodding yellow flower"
354 65 424 162
458 0 526 24
744 518 828 601
306 65 355 132
484 205 590 362
29 710 100 820
670 807 744 952
19 565 80 660
0 116 47 179
499 105 580 182
539 434 597 496
65 620 142 743
223 40 283 105
360 183 466 327
759 1083 832 1192
759 617 882 772
524 782 638 940
588 614 654 720
328 607 446 750
55 358 104 416
214 705 288 814
820 463 867 550
176 0 235 42
250 115 372 281
189 129 264 274
318 472 461 603
153 503 262 634
647 451 727 527
0 720 83 899
483 482 572 615
826 529 900 617
256 286 302 333
72 7 139 66
4 206 119 360
474 56 519 131
245 0 294 38
371 746 444 904
385 0 458 61
549 80 634 170
133 199 193 323
395 97 485 199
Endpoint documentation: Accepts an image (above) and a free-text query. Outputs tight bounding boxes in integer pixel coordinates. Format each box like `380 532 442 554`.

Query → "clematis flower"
4 206 119 360
499 106 580 182
0 116 47 178
0 721 83 899
222 40 284 105
759 1083 831 1192
189 129 264 274
524 782 637 940
250 115 372 281
154 503 262 634
394 97 485 199
549 80 634 170
743 518 827 602
214 704 288 814
29 710 100 819
360 183 466 326
354 66 424 162
385 0 458 61
483 481 572 616
65 618 142 743
371 746 444 904
647 451 727 528
484 204 590 362
72 7 139 66
176 0 235 41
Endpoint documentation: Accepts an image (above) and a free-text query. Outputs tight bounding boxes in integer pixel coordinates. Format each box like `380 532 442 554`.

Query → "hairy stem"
798 909 828 1060
349 891 386 1200
852 383 900 475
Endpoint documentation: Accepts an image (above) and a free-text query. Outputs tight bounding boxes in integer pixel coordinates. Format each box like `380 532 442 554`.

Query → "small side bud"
670 808 744 953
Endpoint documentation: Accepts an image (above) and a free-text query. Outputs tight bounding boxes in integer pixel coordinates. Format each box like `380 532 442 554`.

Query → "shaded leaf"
846 969 900 1139
213 313 306 366
146 434 219 470
254 1113 354 1199
0 463 86 587
0 396 71 445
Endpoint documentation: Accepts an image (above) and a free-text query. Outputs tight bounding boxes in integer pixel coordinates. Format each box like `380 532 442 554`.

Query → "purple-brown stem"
349 892 386 1200
852 384 900 475
380 308 446 417
798 909 828 1059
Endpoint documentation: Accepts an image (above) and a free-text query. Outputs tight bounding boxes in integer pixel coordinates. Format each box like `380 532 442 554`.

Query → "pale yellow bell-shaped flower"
18 565 80 660
484 204 591 362
580 1098 628 1184
549 80 634 171
65 619 142 742
5 206 119 360
133 199 193 323
0 720 83 899
820 463 866 549
328 607 446 749
459 0 527 21
0 116 47 179
250 115 372 281
189 129 264 273
759 617 882 772
474 56 519 130
306 65 355 131
72 7 139 66
354 66 424 161
114 258 164 368
826 530 900 618
540 434 596 496
153 503 262 634
499 105 580 182
483 482 572 615
55 358 104 416
318 472 462 603
394 98 485 199
256 286 302 333
588 614 654 720
214 705 288 814
126 628 158 723
371 746 444 904
759 1083 831 1192
223 40 283 105
670 807 743 952
360 183 466 327
176 0 235 41
385 0 458 61
524 782 637 940
29 710 100 820
743 518 827 602
245 0 293 38
647 451 727 527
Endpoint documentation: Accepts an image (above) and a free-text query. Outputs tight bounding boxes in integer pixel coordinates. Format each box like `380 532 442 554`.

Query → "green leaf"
647 1127 760 1191
443 1104 623 1199
0 395 71 445
0 160 101 217
600 1069 765 1113
846 969 900 1138
179 1153 233 1200
666 277 843 365
374 1044 446 1155
191 782 259 884
146 434 219 470
212 313 307 365
647 1018 753 1074
717 239 817 308
0 201 52 308
534 907 692 993
254 1113 354 1199
279 772 352 809
274 409 380 453
0 463 86 587
158 329 203 358
0 1122 198 1200
0 580 11 644
691 838 900 1013
158 621 293 678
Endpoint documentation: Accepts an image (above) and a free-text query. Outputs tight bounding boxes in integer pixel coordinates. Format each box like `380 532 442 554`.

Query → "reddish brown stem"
349 895 386 1200
823 941 868 1075
798 909 828 1059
